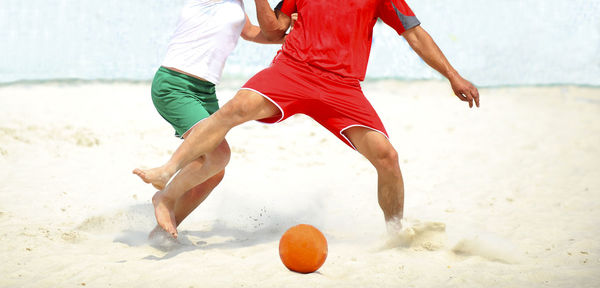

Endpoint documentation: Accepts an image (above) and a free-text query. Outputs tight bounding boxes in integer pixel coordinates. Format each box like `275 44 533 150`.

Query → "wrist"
446 70 461 82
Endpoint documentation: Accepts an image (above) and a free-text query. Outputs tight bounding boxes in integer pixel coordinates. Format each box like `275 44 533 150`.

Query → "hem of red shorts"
339 124 390 151
239 87 285 124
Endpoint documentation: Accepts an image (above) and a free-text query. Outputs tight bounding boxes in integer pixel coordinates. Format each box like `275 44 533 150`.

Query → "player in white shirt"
134 0 285 239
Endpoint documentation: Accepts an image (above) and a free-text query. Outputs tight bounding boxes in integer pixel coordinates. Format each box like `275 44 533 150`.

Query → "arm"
240 15 285 44
403 26 480 108
254 0 291 41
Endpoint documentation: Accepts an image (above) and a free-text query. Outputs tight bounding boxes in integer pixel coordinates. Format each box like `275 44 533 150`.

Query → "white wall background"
1 0 598 86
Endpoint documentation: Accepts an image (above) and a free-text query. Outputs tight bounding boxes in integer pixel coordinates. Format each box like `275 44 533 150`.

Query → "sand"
0 80 599 287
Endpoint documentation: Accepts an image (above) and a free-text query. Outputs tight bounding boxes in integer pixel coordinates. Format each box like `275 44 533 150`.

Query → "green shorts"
151 67 219 138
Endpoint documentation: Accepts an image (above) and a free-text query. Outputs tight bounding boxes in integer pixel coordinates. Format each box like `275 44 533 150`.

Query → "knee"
212 140 231 168
371 145 400 172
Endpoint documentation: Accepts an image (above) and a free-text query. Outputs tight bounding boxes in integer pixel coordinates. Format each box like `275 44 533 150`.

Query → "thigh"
215 88 281 127
241 58 320 124
307 82 388 150
343 126 394 161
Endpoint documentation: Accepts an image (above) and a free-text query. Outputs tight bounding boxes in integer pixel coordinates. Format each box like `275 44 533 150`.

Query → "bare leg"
343 127 404 224
140 90 280 238
148 169 225 239
133 89 279 190
151 140 230 238
173 169 225 225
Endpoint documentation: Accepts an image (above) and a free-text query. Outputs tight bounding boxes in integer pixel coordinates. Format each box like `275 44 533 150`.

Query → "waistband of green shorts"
157 66 215 88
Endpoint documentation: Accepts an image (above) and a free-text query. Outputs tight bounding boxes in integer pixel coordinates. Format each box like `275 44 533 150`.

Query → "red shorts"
241 53 388 150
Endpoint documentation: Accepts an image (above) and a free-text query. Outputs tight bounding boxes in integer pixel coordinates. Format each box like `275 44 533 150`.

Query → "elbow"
240 32 252 41
403 33 424 54
260 18 288 40
263 28 286 42
407 40 423 55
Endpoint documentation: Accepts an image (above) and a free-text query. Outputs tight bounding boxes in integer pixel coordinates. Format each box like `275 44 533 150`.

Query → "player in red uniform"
134 0 480 238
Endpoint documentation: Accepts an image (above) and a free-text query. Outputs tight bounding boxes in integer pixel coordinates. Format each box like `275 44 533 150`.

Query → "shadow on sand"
110 203 320 260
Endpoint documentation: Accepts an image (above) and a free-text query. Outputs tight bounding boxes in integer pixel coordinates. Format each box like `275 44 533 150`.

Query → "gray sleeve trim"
391 2 420 31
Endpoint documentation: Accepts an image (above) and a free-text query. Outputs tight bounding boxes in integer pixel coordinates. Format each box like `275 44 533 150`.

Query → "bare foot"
148 225 179 249
148 225 177 241
152 191 178 239
382 218 446 250
132 166 173 190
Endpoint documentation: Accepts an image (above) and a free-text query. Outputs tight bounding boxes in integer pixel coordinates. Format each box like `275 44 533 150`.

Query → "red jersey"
279 0 420 81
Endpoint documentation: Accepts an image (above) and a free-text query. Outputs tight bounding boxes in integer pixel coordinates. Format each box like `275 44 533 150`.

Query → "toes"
132 169 147 180
163 225 177 239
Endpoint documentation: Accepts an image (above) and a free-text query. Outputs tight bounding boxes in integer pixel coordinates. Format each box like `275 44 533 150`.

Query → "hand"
450 75 480 108
290 13 298 29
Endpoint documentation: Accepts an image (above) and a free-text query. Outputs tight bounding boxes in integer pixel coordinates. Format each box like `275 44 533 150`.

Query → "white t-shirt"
162 0 246 84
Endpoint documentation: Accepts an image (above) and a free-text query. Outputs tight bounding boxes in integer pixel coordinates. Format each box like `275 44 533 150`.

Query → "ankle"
162 163 179 178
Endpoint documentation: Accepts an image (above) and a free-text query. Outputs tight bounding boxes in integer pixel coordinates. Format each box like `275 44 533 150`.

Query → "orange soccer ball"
279 224 328 273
